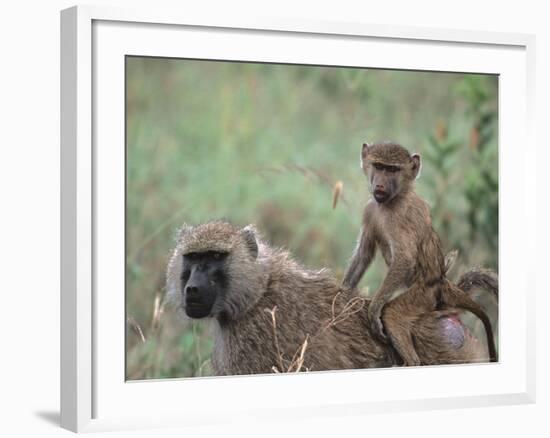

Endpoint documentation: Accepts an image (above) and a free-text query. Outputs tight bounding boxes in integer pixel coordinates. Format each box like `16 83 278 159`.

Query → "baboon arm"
368 255 412 318
342 226 376 289
367 256 413 341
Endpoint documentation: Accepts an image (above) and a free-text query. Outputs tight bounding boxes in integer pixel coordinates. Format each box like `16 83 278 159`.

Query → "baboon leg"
383 303 422 366
387 324 421 366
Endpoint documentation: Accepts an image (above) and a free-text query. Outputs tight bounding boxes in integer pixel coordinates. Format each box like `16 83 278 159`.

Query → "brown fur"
167 221 488 376
343 142 497 366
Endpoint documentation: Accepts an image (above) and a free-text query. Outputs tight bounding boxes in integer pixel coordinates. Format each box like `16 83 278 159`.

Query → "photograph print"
125 56 499 380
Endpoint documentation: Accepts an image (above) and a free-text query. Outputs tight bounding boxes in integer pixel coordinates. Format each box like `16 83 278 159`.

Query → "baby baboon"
342 142 498 366
167 221 489 376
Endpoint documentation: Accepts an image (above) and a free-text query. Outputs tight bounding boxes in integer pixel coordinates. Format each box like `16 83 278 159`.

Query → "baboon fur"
343 142 497 365
166 221 488 375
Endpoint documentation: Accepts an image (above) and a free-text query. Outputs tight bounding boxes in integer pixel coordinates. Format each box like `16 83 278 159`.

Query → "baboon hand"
368 306 388 343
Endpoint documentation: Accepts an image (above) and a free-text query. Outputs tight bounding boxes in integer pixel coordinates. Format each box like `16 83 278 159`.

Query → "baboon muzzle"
373 189 390 203
184 271 215 318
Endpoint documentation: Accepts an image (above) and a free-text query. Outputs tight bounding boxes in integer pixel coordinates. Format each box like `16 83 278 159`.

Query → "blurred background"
125 57 498 380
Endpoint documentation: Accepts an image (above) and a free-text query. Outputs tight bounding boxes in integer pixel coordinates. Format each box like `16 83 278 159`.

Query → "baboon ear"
411 153 422 179
241 225 259 259
361 142 371 168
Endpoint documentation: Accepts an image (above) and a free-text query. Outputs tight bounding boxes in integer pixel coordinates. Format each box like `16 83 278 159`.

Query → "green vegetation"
125 57 498 380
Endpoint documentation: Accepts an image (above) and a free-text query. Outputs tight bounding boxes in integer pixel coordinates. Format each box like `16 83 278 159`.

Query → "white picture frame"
60 5 536 433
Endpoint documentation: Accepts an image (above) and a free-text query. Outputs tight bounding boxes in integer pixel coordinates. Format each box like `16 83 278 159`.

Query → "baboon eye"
180 269 190 281
211 252 227 260
372 163 399 172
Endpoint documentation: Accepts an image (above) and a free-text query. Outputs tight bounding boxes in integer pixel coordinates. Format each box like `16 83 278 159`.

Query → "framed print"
60 5 536 433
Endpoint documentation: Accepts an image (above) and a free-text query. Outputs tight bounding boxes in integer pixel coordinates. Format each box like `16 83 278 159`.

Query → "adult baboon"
343 142 497 365
166 221 489 376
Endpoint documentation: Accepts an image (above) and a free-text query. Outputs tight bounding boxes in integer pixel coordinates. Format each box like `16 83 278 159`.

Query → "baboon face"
180 250 229 318
368 161 403 203
167 221 265 323
361 142 421 204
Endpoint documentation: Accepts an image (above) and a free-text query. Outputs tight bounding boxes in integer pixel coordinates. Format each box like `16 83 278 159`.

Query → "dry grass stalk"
127 316 146 343
264 306 285 373
256 163 350 209
266 291 366 373
322 291 366 333
128 284 169 380
287 335 309 372
150 292 165 333
332 180 343 209
197 358 212 376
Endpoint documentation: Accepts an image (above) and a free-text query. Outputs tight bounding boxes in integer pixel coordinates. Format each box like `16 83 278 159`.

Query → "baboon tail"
456 268 498 301
441 282 498 362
